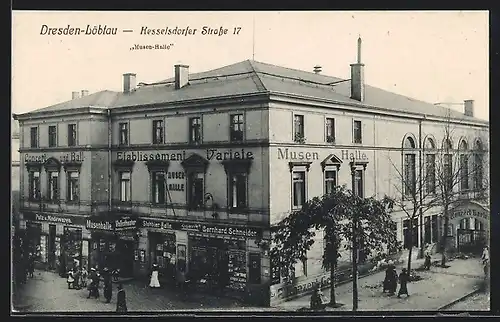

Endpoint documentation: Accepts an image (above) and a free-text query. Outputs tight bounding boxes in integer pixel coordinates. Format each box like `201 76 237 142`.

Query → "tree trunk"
441 206 449 267
407 245 413 273
329 266 336 305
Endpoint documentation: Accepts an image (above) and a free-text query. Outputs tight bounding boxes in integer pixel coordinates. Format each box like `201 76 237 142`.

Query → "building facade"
13 40 489 306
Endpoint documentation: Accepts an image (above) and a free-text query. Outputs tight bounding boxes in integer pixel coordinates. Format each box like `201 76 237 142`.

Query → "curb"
437 288 482 311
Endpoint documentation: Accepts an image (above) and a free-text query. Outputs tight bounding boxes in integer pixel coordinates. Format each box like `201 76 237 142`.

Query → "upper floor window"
459 140 469 191
120 171 131 202
189 117 202 144
30 127 38 148
152 171 166 204
443 138 453 192
403 137 416 196
188 172 204 209
230 114 244 142
119 122 129 146
152 120 164 144
28 170 40 200
353 120 362 144
473 140 484 190
48 126 57 147
425 138 436 194
47 171 59 202
325 118 335 143
292 171 306 208
294 115 305 142
66 171 80 202
229 173 247 209
68 124 77 147
324 170 337 195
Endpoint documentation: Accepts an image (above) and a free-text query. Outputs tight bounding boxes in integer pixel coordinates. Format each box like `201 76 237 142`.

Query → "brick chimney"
81 90 89 97
350 37 365 102
313 65 322 74
174 64 189 89
72 91 80 100
464 99 474 117
123 73 137 93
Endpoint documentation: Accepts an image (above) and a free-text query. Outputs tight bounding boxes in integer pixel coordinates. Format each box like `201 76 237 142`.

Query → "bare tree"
388 156 440 273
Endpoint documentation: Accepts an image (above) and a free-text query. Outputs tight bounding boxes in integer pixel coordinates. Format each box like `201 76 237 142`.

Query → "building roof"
16 60 487 124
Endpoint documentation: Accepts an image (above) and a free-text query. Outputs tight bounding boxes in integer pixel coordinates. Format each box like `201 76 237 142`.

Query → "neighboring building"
13 38 489 306
12 119 20 231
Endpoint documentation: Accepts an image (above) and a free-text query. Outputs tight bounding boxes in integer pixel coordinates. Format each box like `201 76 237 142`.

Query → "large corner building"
13 39 489 306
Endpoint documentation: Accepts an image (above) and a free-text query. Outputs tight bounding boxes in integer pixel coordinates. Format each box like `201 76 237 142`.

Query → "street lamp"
349 160 359 312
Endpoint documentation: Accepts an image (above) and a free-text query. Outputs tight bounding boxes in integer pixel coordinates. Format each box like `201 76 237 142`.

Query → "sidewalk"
275 255 485 311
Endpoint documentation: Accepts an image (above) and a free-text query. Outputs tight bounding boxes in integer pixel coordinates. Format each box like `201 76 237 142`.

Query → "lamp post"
350 160 359 311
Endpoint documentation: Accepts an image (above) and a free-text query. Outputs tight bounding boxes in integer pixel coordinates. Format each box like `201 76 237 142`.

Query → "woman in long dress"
116 283 127 313
149 263 161 288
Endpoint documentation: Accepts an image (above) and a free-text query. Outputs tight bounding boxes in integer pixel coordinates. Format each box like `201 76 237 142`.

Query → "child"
67 269 75 289
81 267 88 288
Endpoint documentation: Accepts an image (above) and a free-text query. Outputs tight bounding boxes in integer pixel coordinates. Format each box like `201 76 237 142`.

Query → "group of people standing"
66 264 127 312
383 266 410 298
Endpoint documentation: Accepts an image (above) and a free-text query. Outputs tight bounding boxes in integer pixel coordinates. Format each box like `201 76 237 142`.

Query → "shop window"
324 170 337 195
230 114 244 142
150 232 176 280
188 172 204 209
189 117 202 144
325 118 335 143
152 120 164 144
120 171 131 202
292 171 306 208
294 114 305 143
152 171 166 204
68 124 77 147
248 252 261 284
28 170 41 201
30 127 38 148
47 171 59 202
48 125 57 147
66 171 80 202
119 122 129 146
229 173 247 209
353 120 362 144
62 226 82 273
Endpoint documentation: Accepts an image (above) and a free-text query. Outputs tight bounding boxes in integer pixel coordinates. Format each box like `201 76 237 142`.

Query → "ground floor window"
89 234 135 277
25 222 42 257
62 226 83 274
403 218 418 249
431 215 439 243
148 232 176 281
188 235 247 292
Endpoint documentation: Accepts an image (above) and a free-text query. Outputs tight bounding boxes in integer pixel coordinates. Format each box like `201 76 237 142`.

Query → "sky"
11 11 489 120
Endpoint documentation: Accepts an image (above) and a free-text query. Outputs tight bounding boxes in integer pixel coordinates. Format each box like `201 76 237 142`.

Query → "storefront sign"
140 219 261 238
86 219 114 231
23 212 87 226
115 218 138 231
24 152 84 163
270 274 331 300
450 208 489 221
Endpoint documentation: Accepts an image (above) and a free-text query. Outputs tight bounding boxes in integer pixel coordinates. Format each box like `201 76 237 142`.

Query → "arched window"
424 137 436 194
459 140 469 191
443 138 453 192
473 139 484 191
403 136 416 197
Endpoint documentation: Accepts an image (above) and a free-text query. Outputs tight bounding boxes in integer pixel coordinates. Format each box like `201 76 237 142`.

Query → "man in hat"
103 267 113 303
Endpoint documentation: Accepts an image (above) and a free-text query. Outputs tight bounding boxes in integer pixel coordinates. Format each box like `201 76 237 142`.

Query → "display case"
227 250 247 291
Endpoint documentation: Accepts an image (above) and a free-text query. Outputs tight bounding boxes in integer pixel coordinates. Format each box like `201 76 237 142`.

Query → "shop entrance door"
118 241 134 277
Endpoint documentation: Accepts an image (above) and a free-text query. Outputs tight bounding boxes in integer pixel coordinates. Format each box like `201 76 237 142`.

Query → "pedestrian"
389 266 398 295
116 283 127 313
112 268 120 282
28 253 35 278
482 246 490 279
74 267 81 290
103 267 113 303
310 285 327 310
67 269 75 289
383 266 392 293
81 267 88 288
149 263 161 288
87 267 100 299
397 268 410 298
424 252 432 270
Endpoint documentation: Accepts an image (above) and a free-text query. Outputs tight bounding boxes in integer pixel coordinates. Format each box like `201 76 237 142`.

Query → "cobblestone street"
444 291 490 311
275 256 488 311
12 270 269 312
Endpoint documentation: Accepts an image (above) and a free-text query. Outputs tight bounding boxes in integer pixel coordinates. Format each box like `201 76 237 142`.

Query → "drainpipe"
107 109 112 214
418 120 424 258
